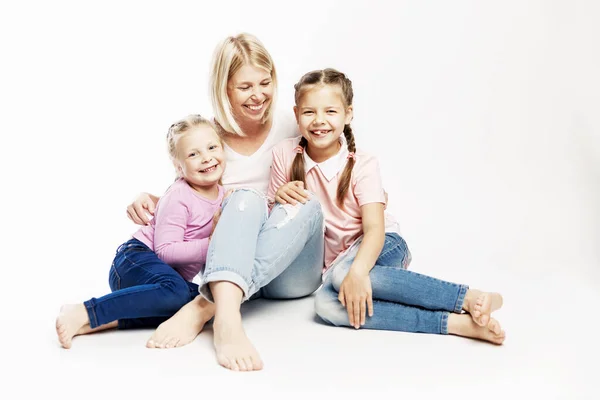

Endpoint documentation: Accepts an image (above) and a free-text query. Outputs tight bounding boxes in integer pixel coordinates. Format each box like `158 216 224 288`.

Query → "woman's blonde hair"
210 33 277 136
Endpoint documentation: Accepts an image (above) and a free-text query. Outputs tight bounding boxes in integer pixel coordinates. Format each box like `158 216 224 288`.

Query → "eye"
209 145 219 150
260 81 271 87
327 110 337 114
238 86 250 91
302 111 314 115
188 152 197 157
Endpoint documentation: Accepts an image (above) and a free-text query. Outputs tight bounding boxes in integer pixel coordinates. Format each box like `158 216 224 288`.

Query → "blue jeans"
84 238 199 329
314 233 469 334
199 189 324 302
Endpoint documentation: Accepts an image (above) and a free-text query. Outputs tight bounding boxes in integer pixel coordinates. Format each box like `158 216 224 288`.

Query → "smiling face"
294 84 353 162
227 63 274 125
173 124 225 193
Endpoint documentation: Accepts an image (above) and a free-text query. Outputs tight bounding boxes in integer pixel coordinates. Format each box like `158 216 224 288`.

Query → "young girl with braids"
268 69 507 344
56 115 225 349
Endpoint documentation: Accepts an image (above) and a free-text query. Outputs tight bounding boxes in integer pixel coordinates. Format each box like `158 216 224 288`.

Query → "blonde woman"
127 34 324 371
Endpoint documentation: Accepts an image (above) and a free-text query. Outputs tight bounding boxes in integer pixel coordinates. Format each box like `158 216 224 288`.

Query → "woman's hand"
274 181 308 205
126 193 159 225
338 270 374 329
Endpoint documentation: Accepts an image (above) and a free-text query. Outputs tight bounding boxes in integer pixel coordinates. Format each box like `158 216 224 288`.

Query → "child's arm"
153 194 210 266
338 202 386 329
268 146 308 205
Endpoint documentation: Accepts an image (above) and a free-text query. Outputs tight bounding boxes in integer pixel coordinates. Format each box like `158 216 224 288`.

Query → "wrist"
349 265 370 277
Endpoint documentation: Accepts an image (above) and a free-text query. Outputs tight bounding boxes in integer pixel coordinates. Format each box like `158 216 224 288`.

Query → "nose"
250 86 265 102
314 111 326 124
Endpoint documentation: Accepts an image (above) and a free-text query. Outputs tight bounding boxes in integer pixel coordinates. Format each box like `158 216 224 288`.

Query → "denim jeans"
199 189 324 302
314 233 469 334
84 238 199 329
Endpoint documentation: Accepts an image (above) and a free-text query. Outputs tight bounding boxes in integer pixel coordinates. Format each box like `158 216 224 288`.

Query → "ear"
293 106 300 124
344 106 353 125
173 160 183 177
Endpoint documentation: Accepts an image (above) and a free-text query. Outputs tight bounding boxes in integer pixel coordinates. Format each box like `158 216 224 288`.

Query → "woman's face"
227 64 274 125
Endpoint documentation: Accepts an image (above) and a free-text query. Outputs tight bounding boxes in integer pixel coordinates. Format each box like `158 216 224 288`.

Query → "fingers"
275 182 309 205
353 300 360 329
346 301 354 328
338 291 346 307
127 204 147 225
132 202 151 225
367 295 374 318
290 182 309 203
145 200 155 215
277 191 297 205
360 298 366 326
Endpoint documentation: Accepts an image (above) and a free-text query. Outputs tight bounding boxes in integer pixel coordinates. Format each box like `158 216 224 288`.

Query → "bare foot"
213 313 263 372
55 304 90 349
448 314 506 345
147 296 215 349
56 304 118 349
463 290 503 326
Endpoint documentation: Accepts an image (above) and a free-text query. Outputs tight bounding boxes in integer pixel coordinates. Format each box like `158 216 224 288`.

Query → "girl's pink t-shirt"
268 137 399 271
133 178 224 281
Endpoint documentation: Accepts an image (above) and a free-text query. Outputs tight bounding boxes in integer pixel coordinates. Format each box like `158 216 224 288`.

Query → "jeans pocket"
377 233 411 268
109 263 121 291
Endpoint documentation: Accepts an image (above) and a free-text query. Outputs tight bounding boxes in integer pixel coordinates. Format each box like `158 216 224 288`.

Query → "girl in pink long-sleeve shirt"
270 69 507 344
55 114 225 349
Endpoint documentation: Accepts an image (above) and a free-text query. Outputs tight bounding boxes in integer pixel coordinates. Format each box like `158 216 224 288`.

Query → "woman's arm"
126 193 160 225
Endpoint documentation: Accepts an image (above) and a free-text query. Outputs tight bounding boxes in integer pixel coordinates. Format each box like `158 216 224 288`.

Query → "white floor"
5 261 597 399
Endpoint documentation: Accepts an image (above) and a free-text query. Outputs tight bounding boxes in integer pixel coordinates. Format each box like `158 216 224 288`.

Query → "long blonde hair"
292 68 356 207
210 33 278 136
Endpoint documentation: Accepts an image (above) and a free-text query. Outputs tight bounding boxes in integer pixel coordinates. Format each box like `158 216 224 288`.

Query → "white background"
1 0 598 398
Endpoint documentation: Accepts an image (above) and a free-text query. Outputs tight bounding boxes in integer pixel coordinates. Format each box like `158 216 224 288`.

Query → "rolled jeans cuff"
453 284 469 314
199 269 251 303
440 311 449 335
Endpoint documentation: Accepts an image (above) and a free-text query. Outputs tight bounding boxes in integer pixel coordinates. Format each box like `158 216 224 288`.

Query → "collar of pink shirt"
302 135 349 182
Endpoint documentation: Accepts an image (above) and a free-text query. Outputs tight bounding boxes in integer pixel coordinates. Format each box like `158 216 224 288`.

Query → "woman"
127 33 324 372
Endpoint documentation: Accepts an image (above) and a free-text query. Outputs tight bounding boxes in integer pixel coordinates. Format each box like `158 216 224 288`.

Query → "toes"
230 359 240 372
165 337 179 349
217 354 232 370
146 339 156 348
250 355 263 370
480 314 490 326
237 357 249 371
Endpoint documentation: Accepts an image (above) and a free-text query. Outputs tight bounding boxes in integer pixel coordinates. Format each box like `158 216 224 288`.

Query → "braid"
337 125 356 207
290 136 308 185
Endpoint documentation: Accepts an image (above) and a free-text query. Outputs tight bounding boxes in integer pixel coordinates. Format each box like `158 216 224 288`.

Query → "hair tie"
294 146 304 154
347 152 356 160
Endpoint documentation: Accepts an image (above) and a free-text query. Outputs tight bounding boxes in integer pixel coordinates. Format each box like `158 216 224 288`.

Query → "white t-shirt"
220 109 299 194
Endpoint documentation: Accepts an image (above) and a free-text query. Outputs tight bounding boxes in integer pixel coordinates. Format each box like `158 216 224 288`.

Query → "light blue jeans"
199 189 324 302
314 233 469 334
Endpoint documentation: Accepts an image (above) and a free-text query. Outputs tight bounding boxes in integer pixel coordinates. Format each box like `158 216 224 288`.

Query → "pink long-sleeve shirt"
132 178 224 281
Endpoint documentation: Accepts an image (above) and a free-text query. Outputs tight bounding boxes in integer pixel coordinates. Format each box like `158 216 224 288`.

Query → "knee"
265 279 321 299
302 194 323 221
159 278 191 312
314 288 348 327
225 189 268 214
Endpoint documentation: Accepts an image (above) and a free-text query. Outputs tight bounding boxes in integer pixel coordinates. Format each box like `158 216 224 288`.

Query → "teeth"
246 103 263 111
200 165 217 173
